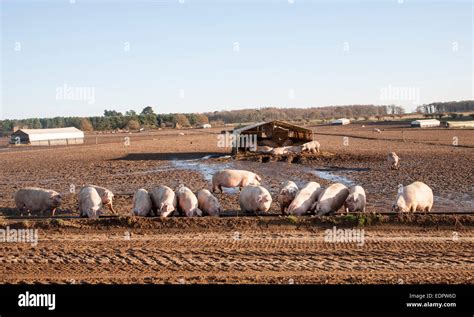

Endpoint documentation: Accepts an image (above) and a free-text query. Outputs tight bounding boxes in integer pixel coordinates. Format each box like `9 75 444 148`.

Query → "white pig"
78 186 102 218
176 186 202 217
212 169 262 193
149 185 177 218
314 183 350 215
85 185 116 214
132 188 152 217
278 181 299 214
287 182 321 216
392 181 433 212
387 152 400 170
301 141 321 154
254 146 273 154
344 185 367 213
15 187 62 216
239 185 272 214
271 147 291 155
197 189 221 217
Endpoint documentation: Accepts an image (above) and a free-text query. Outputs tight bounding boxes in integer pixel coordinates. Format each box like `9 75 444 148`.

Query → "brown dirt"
0 125 473 284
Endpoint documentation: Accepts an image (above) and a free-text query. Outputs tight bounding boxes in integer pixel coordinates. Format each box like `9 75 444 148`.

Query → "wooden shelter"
232 120 313 152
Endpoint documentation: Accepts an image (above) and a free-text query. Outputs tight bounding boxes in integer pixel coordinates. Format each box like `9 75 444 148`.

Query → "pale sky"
1 0 472 119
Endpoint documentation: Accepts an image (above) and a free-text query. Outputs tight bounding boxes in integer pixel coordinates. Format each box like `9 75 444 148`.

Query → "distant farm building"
10 127 85 146
410 119 440 128
446 121 474 128
200 124 212 129
331 118 350 125
232 120 313 152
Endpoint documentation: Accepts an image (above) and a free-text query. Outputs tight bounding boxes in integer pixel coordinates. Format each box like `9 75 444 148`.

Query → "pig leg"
107 202 117 214
51 208 56 216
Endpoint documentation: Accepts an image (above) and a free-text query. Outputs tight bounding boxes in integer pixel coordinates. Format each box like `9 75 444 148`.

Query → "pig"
314 183 350 215
176 186 202 217
278 181 299 214
271 147 289 155
197 189 221 217
212 169 262 193
149 185 177 218
392 181 433 212
14 187 62 216
302 141 321 154
239 185 272 214
132 188 152 217
254 145 273 153
344 185 366 213
373 128 381 133
78 186 102 218
286 182 321 216
387 152 400 170
85 185 116 214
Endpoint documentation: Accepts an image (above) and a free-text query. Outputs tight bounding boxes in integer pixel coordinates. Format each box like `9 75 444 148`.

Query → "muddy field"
0 123 473 284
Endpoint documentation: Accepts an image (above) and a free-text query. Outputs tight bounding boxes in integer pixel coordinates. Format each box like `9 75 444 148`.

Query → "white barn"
446 121 474 128
11 127 85 146
331 118 350 125
410 119 440 128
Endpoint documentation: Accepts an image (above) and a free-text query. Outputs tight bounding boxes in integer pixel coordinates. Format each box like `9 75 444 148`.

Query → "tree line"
1 101 472 132
0 107 210 132
205 105 397 123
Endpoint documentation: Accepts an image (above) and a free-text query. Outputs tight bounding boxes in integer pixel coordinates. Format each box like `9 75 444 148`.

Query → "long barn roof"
14 127 84 141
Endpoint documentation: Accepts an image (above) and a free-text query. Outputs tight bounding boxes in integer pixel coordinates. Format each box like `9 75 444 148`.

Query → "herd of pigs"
13 151 435 218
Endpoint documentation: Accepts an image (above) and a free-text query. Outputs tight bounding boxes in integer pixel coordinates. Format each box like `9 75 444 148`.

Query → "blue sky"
1 0 472 119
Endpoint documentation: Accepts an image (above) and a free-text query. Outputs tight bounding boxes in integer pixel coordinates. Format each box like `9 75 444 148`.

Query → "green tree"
141 106 154 115
104 110 122 117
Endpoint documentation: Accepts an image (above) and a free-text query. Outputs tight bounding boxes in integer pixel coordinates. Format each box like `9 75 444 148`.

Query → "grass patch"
286 215 299 224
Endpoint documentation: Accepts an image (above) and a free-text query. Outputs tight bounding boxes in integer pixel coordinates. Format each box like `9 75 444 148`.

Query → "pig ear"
257 195 263 203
